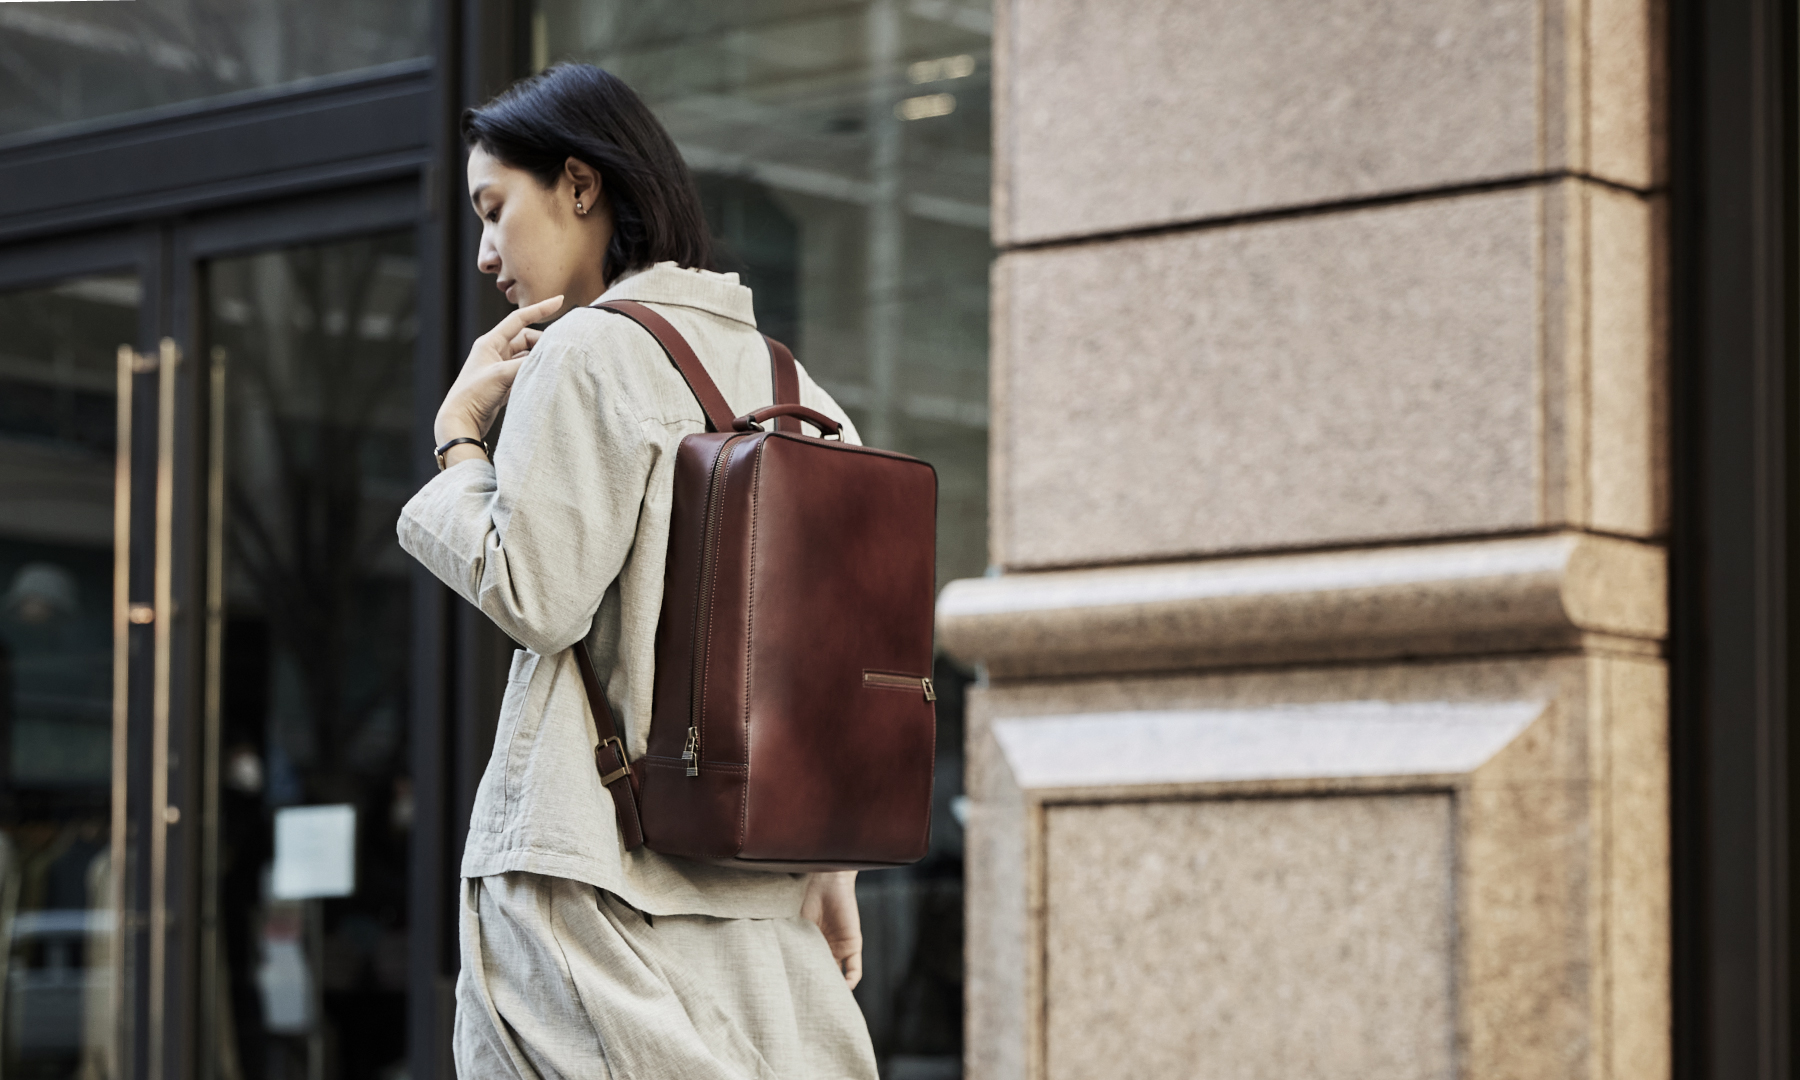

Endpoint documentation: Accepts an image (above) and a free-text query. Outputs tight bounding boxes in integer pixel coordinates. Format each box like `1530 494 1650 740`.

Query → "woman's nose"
477 243 500 275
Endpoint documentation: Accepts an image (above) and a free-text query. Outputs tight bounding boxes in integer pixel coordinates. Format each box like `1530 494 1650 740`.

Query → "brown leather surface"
573 640 645 851
732 403 842 436
765 336 801 434
737 434 937 864
591 308 939 870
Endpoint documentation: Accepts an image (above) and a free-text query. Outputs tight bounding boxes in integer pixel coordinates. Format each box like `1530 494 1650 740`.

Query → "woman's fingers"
437 297 560 443
830 931 863 988
492 356 525 387
487 295 564 350
506 327 543 358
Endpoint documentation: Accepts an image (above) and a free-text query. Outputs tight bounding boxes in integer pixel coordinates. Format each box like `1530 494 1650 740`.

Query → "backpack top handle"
731 403 842 438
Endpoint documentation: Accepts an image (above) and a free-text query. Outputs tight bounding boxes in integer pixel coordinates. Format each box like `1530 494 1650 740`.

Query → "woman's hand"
800 871 863 989
433 295 564 465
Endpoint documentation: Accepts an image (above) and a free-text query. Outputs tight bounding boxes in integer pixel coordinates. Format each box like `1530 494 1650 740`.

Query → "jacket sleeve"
396 320 654 656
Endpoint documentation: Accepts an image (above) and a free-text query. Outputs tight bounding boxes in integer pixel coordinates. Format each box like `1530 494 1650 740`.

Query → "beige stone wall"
946 0 1667 1076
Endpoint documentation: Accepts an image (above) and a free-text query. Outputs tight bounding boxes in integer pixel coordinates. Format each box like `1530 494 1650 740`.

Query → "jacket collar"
589 261 757 327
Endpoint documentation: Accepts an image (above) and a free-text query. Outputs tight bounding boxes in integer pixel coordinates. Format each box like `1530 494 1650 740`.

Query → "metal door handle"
108 344 136 1076
112 338 181 1080
148 336 179 1080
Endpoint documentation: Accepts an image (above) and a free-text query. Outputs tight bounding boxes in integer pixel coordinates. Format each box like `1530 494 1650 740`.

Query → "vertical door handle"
113 336 183 1080
108 343 140 1078
148 336 179 1080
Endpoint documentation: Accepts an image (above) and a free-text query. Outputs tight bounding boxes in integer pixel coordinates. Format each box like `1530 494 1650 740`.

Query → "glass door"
0 270 142 1079
197 230 419 1080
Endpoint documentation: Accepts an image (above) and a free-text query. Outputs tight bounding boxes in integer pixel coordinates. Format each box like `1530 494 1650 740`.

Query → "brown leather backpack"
573 299 938 871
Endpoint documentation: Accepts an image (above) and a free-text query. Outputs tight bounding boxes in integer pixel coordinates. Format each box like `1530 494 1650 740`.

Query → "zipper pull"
682 726 699 776
922 677 936 703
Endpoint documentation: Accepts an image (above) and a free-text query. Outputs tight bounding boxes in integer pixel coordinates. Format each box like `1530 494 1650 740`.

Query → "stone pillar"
942 1 1666 1078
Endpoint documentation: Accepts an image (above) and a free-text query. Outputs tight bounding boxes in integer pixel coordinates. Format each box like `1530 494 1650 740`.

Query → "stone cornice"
936 532 1666 679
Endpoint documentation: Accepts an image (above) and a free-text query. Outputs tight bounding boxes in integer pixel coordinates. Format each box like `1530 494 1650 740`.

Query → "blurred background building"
0 0 1788 1078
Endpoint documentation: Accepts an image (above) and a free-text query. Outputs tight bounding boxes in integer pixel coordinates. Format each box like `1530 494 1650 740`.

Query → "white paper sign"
271 804 356 900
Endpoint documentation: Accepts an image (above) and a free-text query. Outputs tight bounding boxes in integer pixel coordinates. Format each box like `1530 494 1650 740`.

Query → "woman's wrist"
433 404 482 446
437 441 489 469
434 408 489 469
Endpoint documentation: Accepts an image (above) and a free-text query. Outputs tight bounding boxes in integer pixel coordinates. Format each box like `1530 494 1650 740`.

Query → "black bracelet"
434 436 490 472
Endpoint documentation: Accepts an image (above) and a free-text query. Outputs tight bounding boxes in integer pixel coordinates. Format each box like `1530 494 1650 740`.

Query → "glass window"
0 0 431 141
203 233 417 1080
530 2 990 1074
0 272 139 1079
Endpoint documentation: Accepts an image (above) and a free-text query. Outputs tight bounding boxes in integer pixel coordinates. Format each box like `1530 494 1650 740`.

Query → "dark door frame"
1669 0 1796 1075
174 180 437 1080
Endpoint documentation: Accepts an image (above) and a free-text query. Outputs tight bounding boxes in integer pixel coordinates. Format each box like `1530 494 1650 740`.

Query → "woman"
397 64 878 1079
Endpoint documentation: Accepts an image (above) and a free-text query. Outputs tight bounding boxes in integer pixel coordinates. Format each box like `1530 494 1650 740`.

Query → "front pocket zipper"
864 670 936 702
681 726 699 776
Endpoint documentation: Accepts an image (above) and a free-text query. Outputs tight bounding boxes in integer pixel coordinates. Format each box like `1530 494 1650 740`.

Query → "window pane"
0 273 138 1079
205 234 416 1080
0 0 430 141
531 2 990 1074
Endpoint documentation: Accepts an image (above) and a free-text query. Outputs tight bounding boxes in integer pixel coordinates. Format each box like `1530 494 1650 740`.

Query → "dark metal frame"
1668 0 1796 1075
0 0 527 1075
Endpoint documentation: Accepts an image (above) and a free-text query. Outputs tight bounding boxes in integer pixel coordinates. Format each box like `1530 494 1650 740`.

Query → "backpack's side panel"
638 430 749 859
737 437 939 864
694 435 763 842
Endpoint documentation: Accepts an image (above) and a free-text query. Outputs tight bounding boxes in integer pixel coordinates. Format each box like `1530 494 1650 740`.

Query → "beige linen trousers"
455 873 878 1079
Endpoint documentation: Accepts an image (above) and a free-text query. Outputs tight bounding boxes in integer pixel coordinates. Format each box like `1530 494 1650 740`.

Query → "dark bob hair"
462 63 710 282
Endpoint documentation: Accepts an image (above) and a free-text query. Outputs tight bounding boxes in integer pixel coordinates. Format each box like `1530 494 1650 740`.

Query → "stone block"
1044 796 1456 1080
938 532 1666 679
995 0 1662 244
990 181 1662 568
964 654 1669 1080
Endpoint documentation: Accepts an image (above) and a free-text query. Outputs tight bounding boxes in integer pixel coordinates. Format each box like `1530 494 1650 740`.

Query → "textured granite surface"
992 700 1542 790
1043 796 1457 1080
991 182 1661 568
964 654 1669 1080
996 189 1535 566
939 532 1666 678
995 0 1661 243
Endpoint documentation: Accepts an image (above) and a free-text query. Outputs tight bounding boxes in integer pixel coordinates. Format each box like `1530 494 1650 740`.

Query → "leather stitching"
739 438 766 855
697 459 725 769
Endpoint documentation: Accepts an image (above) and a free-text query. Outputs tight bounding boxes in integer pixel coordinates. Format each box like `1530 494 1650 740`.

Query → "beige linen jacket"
397 263 860 918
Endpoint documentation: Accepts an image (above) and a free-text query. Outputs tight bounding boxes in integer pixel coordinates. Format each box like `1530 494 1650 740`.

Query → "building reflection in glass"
0 0 431 140
0 274 138 1080
204 234 416 1080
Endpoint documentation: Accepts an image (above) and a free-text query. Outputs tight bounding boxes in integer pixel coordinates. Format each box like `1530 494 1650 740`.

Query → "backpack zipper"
688 434 751 778
864 670 937 702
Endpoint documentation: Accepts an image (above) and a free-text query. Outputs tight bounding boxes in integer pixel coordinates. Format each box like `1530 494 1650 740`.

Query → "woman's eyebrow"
470 182 494 208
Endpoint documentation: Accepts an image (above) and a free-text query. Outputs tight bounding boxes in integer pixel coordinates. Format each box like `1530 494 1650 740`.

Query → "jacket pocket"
471 650 540 831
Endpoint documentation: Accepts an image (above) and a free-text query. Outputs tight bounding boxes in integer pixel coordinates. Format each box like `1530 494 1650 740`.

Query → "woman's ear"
564 157 604 215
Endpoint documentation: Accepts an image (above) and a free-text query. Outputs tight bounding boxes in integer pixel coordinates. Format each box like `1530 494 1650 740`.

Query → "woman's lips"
498 279 515 300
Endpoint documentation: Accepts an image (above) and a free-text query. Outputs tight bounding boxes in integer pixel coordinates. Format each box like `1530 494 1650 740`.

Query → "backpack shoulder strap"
764 335 801 433
574 641 645 852
598 300 734 433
